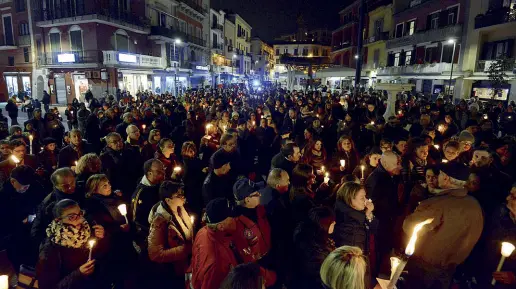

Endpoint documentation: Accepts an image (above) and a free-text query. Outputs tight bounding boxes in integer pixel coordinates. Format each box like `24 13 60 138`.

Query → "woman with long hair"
290 163 329 224
402 137 436 188
141 129 161 161
333 182 378 286
320 246 368 289
302 139 327 171
147 181 194 288
37 199 109 289
292 207 336 289
155 138 181 180
331 135 361 179
352 147 382 181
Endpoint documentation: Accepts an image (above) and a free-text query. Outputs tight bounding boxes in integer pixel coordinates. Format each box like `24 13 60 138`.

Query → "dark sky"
211 0 348 42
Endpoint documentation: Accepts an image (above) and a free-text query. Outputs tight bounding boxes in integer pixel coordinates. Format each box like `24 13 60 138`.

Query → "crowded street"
0 0 515 289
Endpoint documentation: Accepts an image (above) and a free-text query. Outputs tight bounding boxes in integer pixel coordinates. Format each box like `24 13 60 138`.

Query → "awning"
316 67 359 78
377 74 463 80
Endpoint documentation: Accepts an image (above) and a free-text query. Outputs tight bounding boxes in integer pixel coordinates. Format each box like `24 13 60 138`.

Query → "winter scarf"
46 220 91 248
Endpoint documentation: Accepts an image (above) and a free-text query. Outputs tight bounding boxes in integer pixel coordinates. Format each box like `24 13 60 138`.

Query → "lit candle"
0 275 7 289
370 121 375 125
10 155 20 167
252 121 256 126
361 165 365 180
88 239 96 261
340 159 345 167
387 218 434 289
492 242 516 285
324 172 330 184
223 125 227 132
142 124 146 130
483 114 488 120
321 166 325 173
205 123 213 135
75 161 78 166
190 215 195 224
434 144 439 150
173 166 182 173
29 134 33 155
118 204 129 224
442 159 448 163
398 110 402 115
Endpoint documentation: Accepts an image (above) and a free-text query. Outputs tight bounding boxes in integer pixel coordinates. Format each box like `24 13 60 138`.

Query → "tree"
487 54 511 99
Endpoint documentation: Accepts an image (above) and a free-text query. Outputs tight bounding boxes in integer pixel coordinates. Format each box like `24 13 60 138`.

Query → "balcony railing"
38 50 102 66
34 6 149 29
103 51 163 68
386 24 462 49
475 59 516 72
186 34 205 47
475 7 516 29
212 24 223 31
177 0 208 15
332 41 352 52
150 26 183 40
212 43 223 50
0 36 15 47
377 62 453 76
364 31 389 44
18 35 31 46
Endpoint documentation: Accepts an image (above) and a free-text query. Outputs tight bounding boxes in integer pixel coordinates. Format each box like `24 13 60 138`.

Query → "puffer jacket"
333 200 378 253
147 202 191 276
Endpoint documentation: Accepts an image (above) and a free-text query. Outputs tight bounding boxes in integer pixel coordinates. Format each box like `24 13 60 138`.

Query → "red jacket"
191 227 238 289
233 205 277 286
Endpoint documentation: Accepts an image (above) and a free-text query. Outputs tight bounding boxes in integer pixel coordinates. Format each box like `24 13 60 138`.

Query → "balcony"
377 62 453 76
386 24 462 49
475 7 516 29
150 26 184 41
38 50 102 67
364 31 389 45
212 24 223 31
103 51 163 68
212 43 223 50
34 6 149 33
332 41 352 52
186 34 205 47
18 35 30 46
475 59 516 72
177 0 208 16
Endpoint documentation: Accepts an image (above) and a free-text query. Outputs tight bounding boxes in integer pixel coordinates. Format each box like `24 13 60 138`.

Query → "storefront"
73 74 90 102
191 65 210 89
3 72 32 99
118 70 153 97
471 80 511 102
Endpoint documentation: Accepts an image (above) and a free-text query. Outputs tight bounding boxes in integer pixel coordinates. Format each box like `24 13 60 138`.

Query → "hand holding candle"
492 242 516 285
340 159 346 171
118 204 129 224
324 172 330 184
10 155 20 167
0 275 8 289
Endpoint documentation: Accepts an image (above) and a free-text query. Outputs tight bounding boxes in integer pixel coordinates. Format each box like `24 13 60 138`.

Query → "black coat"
182 157 206 214
100 147 134 200
333 200 378 253
202 171 234 206
57 143 94 168
365 164 400 223
115 122 130 140
270 153 295 177
291 221 334 289
131 182 160 235
266 191 293 278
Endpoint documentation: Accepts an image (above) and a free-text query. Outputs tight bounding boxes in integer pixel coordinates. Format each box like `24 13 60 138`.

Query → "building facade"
331 1 361 69
0 0 35 101
226 13 251 76
377 0 465 98
461 0 516 102
250 37 274 81
209 8 225 85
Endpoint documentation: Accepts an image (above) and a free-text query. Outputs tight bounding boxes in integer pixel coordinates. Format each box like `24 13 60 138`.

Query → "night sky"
211 0 348 42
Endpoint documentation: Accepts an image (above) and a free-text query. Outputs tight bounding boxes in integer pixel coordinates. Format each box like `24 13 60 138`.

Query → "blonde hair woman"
320 246 367 289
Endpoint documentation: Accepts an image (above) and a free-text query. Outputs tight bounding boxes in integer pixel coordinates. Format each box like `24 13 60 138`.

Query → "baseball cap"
233 178 263 201
205 198 236 224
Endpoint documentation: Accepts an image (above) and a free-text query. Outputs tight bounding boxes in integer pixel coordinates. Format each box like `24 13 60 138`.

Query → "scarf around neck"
46 219 91 248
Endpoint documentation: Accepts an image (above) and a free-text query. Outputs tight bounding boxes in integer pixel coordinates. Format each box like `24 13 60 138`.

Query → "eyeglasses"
61 210 85 221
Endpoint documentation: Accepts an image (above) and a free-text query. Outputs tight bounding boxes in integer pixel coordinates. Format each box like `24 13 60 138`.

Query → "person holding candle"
57 129 93 168
141 129 161 162
352 147 382 181
147 181 194 288
155 138 181 180
200 122 221 164
302 139 327 172
38 137 58 173
402 162 483 289
401 137 436 192
36 199 108 289
0 139 40 189
330 135 360 179
441 140 461 163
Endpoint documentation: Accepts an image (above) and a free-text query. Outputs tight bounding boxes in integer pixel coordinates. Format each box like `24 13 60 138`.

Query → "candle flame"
29 135 33 141
10 155 20 163
434 144 439 150
190 215 195 224
361 165 365 171
75 161 78 166
483 115 488 120
321 166 325 172
370 121 375 125
142 125 146 129
405 218 434 255
442 159 448 163
324 172 329 178
173 166 182 172
205 123 213 129
340 159 345 167
501 242 515 257
117 204 127 216
88 239 96 248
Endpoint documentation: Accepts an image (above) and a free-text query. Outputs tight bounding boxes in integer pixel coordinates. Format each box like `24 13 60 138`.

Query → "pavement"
0 102 69 131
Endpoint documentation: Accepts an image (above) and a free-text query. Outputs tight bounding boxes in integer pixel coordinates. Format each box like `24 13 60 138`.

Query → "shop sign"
141 55 161 67
57 53 76 63
196 65 209 71
119 53 137 63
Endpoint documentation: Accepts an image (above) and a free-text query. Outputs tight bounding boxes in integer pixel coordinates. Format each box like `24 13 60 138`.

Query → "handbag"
16 265 38 289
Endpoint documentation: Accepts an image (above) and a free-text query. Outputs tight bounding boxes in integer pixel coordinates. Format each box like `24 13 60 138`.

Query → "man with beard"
403 162 483 289
469 148 513 217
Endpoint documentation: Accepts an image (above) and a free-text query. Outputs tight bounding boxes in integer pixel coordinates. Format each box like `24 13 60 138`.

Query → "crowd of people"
0 85 515 289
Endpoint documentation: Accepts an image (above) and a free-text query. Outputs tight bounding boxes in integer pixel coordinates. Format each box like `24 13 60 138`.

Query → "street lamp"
355 54 359 59
173 38 181 96
173 38 181 62
447 39 456 97
232 54 237 81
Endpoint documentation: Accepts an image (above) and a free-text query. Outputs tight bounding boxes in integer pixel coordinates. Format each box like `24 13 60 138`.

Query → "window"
276 59 280 64
236 59 240 68
406 20 416 36
447 5 459 25
394 52 400 66
23 47 29 62
374 18 383 38
8 56 14 66
429 12 439 29
373 49 380 67
405 51 412 65
159 12 166 27
69 26 83 52
3 15 14 46
19 22 29 35
275 48 279 55
395 23 404 38
115 29 129 52
302 48 308 56
283 48 288 54
16 0 26 12
294 48 298 55
49 30 61 52
442 43 455 63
